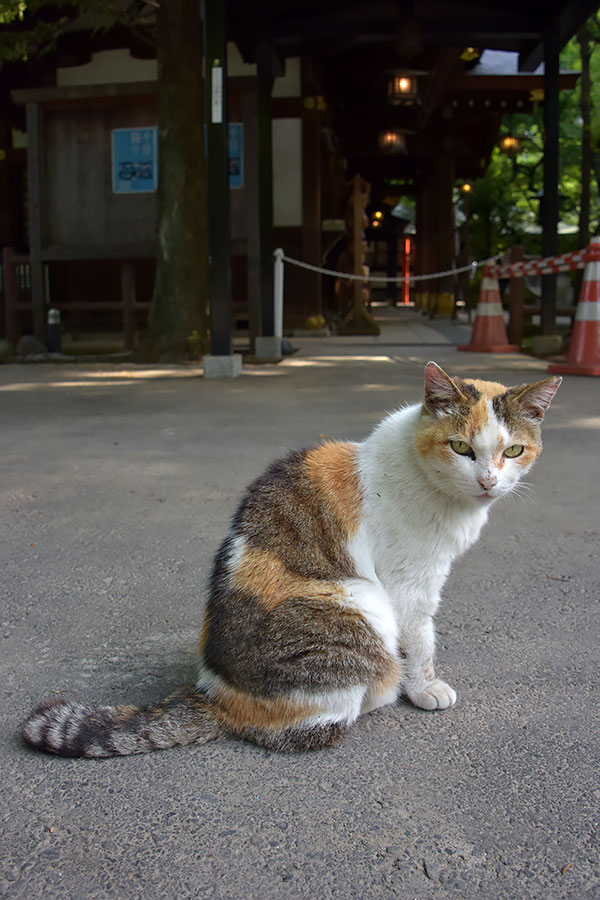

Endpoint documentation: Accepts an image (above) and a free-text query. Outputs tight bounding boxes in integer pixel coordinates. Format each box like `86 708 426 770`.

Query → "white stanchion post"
274 247 284 339
255 248 285 361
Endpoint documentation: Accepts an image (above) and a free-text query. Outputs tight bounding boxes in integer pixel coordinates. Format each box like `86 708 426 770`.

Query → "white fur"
196 660 368 727
226 533 246 575
300 685 368 727
339 400 537 711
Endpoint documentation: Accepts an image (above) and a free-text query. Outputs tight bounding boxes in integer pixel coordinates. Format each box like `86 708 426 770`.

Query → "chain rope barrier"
277 251 493 285
277 243 597 286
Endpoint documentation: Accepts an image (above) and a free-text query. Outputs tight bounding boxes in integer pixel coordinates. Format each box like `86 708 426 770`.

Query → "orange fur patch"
212 682 315 732
376 658 404 694
514 447 540 467
467 398 490 440
303 442 362 536
415 418 456 458
463 378 507 399
232 545 345 611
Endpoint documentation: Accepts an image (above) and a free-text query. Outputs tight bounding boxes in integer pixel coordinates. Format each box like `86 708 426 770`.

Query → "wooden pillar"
386 227 399 305
429 153 455 316
339 175 379 335
542 22 560 336
204 0 233 356
0 105 13 247
121 261 136 351
2 247 19 346
417 173 436 312
301 95 322 321
243 89 261 354
414 179 426 308
256 39 274 338
508 245 525 346
25 102 45 342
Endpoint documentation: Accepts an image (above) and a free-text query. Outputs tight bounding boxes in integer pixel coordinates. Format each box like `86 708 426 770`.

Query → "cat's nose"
478 473 498 491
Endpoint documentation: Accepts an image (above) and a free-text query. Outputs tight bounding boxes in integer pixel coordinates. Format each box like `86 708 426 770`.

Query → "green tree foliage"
463 12 600 262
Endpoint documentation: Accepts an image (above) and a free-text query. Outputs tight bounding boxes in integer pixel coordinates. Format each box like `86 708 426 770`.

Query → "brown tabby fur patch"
231 449 357 581
198 614 211 654
203 586 397 697
232 545 344 611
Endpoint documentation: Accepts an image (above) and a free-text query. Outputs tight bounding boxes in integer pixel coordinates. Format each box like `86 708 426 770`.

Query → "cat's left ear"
423 361 468 416
509 376 562 421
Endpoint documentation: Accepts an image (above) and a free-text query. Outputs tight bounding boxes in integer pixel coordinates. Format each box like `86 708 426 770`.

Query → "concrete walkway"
1 309 598 899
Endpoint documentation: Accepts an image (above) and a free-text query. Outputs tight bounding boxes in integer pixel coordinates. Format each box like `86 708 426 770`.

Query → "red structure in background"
403 236 411 306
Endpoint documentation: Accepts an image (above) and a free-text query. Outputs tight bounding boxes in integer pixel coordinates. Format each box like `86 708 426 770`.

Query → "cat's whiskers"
506 481 535 503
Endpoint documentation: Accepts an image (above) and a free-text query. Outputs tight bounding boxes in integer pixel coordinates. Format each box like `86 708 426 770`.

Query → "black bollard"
47 308 61 353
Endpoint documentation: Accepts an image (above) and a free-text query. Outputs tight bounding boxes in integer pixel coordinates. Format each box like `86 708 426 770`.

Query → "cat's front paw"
407 679 457 711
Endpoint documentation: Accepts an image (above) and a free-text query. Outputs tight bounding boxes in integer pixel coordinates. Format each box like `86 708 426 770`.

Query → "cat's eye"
450 440 473 457
504 444 524 458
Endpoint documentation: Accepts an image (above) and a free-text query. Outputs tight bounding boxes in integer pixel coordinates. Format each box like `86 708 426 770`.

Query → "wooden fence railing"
1 247 150 350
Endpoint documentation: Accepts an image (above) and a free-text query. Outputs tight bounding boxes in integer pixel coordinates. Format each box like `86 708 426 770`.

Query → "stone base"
431 291 455 317
339 304 380 336
0 339 16 361
254 336 283 361
458 343 520 353
289 328 330 337
548 360 600 376
203 354 243 378
531 334 563 357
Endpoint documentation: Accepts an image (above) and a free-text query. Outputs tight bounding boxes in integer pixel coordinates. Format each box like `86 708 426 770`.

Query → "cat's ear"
508 376 562 421
423 362 467 416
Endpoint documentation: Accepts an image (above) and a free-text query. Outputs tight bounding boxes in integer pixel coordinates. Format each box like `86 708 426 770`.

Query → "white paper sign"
211 66 223 124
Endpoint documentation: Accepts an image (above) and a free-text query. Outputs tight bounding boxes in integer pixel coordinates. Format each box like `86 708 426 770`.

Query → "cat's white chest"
348 486 486 633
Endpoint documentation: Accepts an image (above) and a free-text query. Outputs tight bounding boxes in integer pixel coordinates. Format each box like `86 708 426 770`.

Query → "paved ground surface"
1 308 598 900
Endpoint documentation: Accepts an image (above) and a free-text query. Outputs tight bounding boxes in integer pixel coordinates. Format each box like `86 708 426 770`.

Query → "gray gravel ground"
1 314 598 899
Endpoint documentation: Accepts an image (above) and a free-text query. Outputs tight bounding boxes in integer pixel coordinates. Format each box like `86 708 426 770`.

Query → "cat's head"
416 362 561 504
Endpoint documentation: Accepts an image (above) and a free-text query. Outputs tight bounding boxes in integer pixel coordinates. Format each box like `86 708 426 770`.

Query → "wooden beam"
418 46 463 129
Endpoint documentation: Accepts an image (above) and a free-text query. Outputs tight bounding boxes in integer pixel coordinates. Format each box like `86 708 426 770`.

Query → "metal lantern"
388 73 418 106
378 129 407 154
499 134 522 156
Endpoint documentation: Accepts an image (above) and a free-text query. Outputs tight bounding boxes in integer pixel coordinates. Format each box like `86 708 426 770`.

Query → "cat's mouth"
475 490 494 501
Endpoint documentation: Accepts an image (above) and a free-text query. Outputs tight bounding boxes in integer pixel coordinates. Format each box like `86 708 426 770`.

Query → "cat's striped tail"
22 687 225 758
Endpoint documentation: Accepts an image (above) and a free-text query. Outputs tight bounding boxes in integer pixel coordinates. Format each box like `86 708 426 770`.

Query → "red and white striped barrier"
487 248 588 280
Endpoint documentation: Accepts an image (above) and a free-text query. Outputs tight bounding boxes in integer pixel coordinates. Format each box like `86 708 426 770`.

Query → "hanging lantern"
499 134 522 156
387 73 418 106
378 129 407 154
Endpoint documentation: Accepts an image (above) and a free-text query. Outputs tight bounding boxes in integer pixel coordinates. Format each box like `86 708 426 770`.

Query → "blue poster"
228 123 243 189
112 127 158 194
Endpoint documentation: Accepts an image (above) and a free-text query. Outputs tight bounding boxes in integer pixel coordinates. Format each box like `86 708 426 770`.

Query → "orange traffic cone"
458 271 519 353
548 237 600 376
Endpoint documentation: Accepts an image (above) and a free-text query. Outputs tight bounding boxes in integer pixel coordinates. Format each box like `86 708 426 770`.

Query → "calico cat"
22 362 561 758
